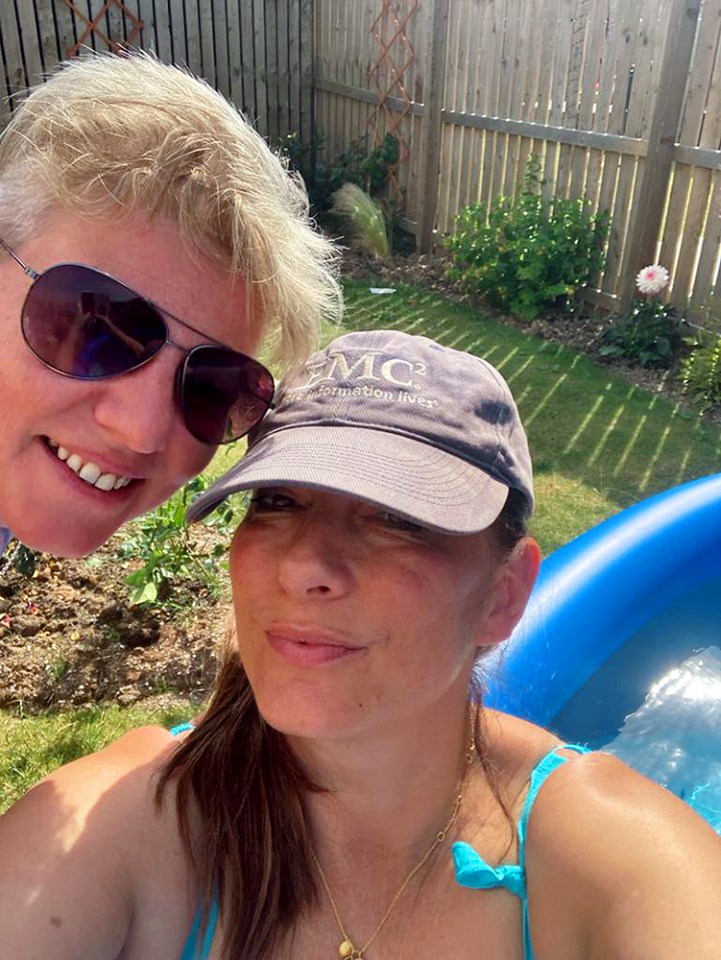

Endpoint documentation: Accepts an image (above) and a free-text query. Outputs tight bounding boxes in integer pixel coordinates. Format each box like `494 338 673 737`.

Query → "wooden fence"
315 0 721 328
0 0 313 144
6 1 721 326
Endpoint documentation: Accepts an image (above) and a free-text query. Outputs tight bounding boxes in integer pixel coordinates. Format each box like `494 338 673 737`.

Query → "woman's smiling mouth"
45 438 134 491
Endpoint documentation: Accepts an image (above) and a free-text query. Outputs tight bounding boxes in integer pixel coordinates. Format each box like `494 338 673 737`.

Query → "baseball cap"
187 329 534 534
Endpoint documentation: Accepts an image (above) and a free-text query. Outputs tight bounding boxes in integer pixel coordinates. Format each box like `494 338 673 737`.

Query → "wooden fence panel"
168 0 188 64
437 0 462 227
6 0 721 317
153 0 173 61
673 0 721 313
238 1 257 122
184 0 202 75
0 0 313 149
265 0 280 141
315 0 428 225
0 3 27 129
210 0 229 96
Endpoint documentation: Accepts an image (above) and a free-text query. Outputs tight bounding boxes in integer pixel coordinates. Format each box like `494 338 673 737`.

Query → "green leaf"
130 580 157 606
13 546 37 578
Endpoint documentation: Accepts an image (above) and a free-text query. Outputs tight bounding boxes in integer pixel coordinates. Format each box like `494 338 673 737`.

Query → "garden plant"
329 182 390 259
681 332 721 411
446 157 609 321
599 264 683 369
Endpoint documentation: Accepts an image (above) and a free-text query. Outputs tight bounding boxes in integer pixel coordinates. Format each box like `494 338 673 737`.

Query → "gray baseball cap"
187 329 534 534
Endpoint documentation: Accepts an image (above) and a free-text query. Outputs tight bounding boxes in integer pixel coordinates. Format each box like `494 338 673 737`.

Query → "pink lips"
267 626 364 667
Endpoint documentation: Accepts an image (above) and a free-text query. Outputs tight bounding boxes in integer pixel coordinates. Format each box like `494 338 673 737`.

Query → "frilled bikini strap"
169 721 196 736
452 841 525 896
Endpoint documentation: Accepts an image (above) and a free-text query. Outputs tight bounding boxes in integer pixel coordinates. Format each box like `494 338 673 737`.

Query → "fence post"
300 0 314 148
417 0 449 253
619 0 701 304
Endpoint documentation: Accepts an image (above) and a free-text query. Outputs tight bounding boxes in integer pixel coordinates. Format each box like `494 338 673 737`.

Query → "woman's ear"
477 537 541 649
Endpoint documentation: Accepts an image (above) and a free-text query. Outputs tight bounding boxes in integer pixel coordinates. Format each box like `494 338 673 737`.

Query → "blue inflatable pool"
482 473 721 831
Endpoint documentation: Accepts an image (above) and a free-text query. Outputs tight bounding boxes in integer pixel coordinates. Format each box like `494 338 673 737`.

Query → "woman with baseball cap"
1 330 719 959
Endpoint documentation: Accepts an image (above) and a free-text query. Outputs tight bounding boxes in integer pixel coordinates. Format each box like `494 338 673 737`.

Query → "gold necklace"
310 734 475 959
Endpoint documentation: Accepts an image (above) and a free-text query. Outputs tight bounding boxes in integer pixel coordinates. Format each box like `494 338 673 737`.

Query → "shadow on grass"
343 282 721 511
0 702 193 811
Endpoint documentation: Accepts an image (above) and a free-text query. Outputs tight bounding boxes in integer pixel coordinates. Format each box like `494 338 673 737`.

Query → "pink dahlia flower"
636 264 670 295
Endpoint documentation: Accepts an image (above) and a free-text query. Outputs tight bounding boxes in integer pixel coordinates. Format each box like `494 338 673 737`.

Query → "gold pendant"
338 939 364 958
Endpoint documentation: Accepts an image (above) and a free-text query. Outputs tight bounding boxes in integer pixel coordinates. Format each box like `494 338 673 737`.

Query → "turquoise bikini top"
177 736 591 960
452 743 590 959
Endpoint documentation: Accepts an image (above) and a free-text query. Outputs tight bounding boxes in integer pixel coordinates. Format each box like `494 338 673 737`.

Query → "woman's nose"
277 518 355 600
92 347 183 455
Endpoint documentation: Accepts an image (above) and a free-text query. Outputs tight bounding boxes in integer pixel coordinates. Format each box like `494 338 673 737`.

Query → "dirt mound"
0 532 226 713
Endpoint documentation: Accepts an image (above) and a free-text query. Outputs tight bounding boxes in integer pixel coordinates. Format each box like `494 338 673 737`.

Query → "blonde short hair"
0 51 341 370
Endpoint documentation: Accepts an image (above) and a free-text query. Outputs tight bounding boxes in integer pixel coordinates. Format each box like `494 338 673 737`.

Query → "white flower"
636 264 670 296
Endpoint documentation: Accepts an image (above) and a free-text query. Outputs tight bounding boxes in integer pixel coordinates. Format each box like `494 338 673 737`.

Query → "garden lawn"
341 280 721 553
0 701 194 811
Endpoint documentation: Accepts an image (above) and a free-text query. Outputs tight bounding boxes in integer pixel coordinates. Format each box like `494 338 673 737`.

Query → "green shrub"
680 334 721 410
599 300 682 368
446 158 609 321
278 131 400 215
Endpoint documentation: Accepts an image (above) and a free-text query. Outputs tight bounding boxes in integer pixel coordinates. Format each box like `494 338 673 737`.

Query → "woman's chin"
255 693 361 742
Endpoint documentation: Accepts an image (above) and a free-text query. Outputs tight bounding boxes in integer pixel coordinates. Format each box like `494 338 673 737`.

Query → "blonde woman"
0 51 339 558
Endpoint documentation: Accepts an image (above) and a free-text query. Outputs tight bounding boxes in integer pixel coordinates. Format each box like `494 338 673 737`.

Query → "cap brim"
187 426 509 535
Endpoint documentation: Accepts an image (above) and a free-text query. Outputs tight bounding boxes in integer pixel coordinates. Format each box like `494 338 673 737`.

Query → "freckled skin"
229 487 517 743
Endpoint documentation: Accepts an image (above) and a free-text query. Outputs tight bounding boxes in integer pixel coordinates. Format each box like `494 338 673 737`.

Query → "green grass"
342 281 721 552
3 280 720 810
0 699 196 812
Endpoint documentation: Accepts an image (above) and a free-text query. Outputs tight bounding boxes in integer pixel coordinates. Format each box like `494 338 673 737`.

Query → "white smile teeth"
47 440 132 491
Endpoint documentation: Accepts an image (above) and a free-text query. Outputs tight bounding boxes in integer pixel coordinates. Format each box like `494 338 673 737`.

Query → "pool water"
546 576 721 833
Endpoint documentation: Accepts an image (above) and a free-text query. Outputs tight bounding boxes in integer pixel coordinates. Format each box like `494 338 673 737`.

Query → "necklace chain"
310 733 476 959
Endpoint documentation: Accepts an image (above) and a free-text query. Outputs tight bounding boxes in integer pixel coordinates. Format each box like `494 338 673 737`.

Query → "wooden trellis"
60 0 143 56
367 0 419 203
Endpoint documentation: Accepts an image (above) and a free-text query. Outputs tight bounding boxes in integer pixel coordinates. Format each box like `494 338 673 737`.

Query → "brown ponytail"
157 642 323 959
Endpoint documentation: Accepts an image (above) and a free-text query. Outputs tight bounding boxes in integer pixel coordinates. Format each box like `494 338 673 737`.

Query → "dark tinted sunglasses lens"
181 346 275 444
21 264 167 378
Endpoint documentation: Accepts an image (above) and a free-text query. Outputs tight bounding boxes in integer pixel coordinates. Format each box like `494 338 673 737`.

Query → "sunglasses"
0 239 275 445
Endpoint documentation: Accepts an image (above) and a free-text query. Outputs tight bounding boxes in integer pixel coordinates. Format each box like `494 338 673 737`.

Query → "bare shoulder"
3 723 177 817
528 749 721 862
526 750 721 959
482 709 562 797
0 724 183 958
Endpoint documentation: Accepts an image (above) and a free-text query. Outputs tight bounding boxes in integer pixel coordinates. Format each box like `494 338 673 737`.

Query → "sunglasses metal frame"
0 238 275 444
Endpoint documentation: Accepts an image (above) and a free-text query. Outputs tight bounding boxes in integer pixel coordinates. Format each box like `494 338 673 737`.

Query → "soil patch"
0 527 228 714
